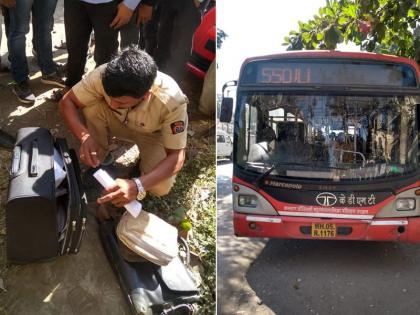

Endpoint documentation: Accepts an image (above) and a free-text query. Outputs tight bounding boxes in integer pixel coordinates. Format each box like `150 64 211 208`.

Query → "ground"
217 161 272 315
0 2 215 314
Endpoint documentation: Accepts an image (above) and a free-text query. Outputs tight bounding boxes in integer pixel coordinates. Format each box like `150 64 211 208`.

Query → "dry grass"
0 149 11 277
143 121 216 314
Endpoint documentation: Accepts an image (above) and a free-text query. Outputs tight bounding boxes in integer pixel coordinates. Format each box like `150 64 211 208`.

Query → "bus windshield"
235 92 419 181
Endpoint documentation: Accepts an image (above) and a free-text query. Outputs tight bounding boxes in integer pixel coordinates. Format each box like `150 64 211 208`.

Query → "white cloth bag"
116 210 178 266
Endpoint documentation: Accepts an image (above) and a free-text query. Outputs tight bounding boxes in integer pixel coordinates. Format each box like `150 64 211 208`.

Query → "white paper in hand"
53 148 66 188
93 169 142 218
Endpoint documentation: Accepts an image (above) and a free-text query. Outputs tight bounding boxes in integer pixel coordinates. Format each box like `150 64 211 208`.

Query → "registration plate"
311 223 336 238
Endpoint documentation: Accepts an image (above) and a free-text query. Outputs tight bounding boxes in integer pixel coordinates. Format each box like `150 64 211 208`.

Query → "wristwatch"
132 178 146 200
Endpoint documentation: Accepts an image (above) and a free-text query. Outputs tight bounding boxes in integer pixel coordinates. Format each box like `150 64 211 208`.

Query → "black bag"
99 219 200 315
6 127 87 263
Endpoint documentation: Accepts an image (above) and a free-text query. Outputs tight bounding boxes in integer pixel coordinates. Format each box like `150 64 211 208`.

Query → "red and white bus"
220 51 420 242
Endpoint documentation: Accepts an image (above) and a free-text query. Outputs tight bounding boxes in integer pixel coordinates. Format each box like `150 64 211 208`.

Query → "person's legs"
7 0 37 104
8 0 32 84
120 12 139 49
141 4 160 56
82 101 137 161
139 23 146 50
31 0 58 76
87 1 119 67
135 135 176 196
83 102 176 196
64 0 92 88
161 0 200 82
154 1 174 69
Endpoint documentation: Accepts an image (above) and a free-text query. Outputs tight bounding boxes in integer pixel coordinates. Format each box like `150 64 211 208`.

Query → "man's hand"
97 178 138 207
0 0 16 8
110 2 133 29
79 134 104 168
136 4 153 26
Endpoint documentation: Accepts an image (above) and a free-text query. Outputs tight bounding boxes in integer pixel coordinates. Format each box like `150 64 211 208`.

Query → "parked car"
187 4 215 79
217 130 232 160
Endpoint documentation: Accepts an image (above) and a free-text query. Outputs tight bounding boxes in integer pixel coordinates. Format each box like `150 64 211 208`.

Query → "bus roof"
242 50 420 77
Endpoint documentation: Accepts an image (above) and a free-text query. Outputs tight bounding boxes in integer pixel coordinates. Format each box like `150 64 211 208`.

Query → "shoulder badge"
170 121 185 134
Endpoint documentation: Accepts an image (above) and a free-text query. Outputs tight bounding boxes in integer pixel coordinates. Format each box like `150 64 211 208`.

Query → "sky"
216 0 359 93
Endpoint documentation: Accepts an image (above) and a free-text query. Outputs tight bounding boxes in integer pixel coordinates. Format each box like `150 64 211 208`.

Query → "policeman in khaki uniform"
59 47 187 210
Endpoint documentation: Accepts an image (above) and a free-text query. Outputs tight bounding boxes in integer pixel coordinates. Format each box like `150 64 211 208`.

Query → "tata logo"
316 192 337 207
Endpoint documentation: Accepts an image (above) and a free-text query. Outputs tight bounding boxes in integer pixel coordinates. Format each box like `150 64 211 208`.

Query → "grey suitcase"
6 127 87 263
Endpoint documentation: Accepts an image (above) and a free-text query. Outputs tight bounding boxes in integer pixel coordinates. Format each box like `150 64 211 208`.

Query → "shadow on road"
246 238 420 314
217 234 268 314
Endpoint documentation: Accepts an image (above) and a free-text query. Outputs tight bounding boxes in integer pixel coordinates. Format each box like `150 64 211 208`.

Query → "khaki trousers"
83 101 176 196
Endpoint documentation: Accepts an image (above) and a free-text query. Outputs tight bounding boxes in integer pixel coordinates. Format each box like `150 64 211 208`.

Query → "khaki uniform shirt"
72 65 188 150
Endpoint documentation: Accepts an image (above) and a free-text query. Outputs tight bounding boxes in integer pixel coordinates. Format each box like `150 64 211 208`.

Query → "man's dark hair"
102 47 157 98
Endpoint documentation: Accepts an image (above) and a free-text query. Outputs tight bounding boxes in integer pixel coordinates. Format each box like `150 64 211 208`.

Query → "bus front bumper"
233 212 420 243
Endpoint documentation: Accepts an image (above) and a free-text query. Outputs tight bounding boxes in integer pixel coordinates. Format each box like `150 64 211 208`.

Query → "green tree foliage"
217 28 228 49
284 0 420 64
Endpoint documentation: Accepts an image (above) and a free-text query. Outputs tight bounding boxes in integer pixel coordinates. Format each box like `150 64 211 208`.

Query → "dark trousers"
2 6 37 57
8 0 58 83
120 11 139 49
140 5 160 57
64 0 119 87
154 0 200 82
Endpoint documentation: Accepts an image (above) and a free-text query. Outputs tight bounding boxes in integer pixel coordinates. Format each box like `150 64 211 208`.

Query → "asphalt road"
217 161 420 315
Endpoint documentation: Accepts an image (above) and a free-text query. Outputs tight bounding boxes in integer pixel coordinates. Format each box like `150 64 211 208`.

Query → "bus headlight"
238 195 258 208
396 198 416 211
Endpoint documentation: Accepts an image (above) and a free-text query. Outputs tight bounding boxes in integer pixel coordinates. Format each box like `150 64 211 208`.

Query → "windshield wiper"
252 164 276 188
251 161 298 188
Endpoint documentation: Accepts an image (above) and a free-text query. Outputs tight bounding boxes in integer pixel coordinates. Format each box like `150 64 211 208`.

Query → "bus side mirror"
220 97 233 122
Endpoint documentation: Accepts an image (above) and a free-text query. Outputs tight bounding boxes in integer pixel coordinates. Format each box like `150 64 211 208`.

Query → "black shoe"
12 81 36 105
55 62 67 76
41 71 66 88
